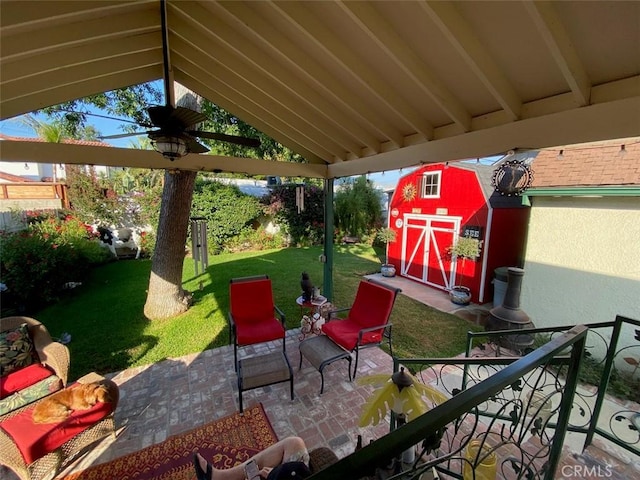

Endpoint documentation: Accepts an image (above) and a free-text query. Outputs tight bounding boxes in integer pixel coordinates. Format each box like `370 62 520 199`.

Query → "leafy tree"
35 81 307 319
21 114 100 141
39 85 162 137
200 103 304 162
142 85 198 318
334 176 383 238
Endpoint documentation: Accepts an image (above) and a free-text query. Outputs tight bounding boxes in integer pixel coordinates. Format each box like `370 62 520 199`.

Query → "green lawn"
34 245 481 381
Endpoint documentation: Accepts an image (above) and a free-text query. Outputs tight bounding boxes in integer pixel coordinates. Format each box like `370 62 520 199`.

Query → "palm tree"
20 115 67 181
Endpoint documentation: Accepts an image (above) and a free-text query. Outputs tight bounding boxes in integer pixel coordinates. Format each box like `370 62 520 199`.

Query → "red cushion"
322 320 383 351
230 278 284 345
1 364 54 399
236 318 284 345
348 281 396 329
0 385 115 464
230 278 275 325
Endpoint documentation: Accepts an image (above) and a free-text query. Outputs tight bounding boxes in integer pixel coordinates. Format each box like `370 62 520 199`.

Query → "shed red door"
401 215 459 291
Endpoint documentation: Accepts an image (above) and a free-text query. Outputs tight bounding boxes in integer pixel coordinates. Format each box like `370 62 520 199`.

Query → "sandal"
193 453 213 480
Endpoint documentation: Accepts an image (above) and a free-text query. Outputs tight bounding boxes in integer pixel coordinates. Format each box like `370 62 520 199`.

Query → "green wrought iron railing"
465 315 640 460
309 324 589 479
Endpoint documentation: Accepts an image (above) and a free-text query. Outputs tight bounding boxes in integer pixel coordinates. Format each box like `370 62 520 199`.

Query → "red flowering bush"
0 211 112 311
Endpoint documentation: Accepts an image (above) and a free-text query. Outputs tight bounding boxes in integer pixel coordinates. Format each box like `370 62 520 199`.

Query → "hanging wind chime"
295 184 305 213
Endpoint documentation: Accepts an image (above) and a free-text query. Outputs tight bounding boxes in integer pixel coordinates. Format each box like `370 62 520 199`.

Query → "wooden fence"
0 182 69 207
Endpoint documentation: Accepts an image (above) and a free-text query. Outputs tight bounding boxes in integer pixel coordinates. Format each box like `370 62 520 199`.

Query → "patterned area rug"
63 404 278 480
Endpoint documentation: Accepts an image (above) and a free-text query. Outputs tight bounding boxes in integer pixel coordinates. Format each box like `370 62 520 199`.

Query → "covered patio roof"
1 0 639 179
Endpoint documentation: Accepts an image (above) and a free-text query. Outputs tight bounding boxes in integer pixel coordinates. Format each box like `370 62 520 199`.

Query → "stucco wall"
521 196 640 368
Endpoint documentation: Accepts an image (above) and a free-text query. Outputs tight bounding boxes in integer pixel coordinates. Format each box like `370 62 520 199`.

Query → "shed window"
420 172 441 198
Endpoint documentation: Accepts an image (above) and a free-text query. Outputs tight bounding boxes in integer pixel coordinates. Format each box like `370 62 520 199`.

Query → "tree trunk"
143 84 200 319
143 169 197 319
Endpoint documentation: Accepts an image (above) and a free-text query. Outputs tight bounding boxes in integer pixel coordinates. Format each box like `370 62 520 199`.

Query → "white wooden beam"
173 56 335 163
328 96 640 178
0 140 327 178
0 32 160 84
209 1 384 153
2 50 160 103
170 25 360 158
420 1 522 121
272 1 428 144
523 1 591 106
1 67 160 120
339 0 470 132
1 9 158 62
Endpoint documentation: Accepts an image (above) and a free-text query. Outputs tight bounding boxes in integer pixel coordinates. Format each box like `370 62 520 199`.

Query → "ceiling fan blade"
171 107 208 128
147 105 174 127
185 136 209 154
148 105 208 130
98 131 148 140
191 131 261 148
49 108 149 126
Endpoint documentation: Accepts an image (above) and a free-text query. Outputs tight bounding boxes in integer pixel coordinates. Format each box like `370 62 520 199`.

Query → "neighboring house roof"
531 139 640 188
0 134 111 148
0 170 29 182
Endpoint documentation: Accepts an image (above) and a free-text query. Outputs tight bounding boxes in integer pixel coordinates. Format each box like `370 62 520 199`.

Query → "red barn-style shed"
386 161 531 304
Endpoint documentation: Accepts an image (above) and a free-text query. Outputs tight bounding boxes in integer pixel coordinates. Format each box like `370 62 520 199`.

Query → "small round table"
296 295 315 315
296 296 325 340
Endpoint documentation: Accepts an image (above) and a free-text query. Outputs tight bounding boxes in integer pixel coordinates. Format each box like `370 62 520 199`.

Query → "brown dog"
32 382 112 424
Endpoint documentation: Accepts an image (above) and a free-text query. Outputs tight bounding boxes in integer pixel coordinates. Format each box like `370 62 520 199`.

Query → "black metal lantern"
491 159 534 196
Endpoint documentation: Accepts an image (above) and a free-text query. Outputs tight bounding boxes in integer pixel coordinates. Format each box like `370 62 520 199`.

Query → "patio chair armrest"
356 323 393 345
274 305 286 326
39 341 71 386
0 426 29 480
328 307 351 320
227 312 237 343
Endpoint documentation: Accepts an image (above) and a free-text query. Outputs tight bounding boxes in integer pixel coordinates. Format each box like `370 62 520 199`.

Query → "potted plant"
377 227 397 277
446 236 483 305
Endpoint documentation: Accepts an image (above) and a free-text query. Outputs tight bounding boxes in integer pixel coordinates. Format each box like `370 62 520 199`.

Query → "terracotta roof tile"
0 133 110 148
531 139 640 187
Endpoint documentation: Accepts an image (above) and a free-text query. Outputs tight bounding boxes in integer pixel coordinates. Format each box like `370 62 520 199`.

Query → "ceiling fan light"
151 135 188 160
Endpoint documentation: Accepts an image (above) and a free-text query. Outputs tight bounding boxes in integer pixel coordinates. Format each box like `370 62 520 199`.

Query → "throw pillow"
0 323 36 376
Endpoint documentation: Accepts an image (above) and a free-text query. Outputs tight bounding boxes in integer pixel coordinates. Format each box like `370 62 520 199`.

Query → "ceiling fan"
98 0 260 160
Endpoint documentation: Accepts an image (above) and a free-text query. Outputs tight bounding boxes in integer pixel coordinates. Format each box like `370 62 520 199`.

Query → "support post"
322 178 334 302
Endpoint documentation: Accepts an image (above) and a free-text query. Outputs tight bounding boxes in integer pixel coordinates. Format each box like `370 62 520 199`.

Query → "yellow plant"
358 369 449 427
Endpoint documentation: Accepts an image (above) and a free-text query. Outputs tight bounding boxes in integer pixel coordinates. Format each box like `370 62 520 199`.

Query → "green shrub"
334 176 382 238
0 212 111 312
191 179 263 253
224 227 287 253
262 184 325 246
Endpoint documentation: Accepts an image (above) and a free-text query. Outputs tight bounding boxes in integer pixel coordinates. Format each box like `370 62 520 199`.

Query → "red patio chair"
228 275 286 370
322 279 401 378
